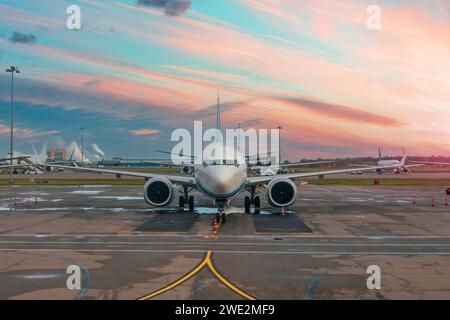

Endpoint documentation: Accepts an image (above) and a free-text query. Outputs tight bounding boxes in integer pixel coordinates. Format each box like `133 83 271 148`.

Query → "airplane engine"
266 178 297 207
143 177 174 206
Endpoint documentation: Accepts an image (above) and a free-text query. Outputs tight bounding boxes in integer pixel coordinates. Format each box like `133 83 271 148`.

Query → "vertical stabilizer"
378 147 382 160
400 148 406 166
216 91 221 130
40 141 47 162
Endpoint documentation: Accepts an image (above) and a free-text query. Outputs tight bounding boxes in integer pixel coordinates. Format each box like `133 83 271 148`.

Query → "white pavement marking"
1 241 450 247
2 234 450 239
0 248 449 255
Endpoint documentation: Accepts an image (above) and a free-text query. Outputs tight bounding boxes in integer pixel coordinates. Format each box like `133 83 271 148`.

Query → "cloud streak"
129 129 161 135
274 96 404 127
9 31 37 44
137 0 192 16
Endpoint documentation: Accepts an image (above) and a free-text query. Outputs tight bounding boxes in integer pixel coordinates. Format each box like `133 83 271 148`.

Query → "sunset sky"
1 0 449 160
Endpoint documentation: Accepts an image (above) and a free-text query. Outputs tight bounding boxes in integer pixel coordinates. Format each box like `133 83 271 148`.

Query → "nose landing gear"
215 200 227 224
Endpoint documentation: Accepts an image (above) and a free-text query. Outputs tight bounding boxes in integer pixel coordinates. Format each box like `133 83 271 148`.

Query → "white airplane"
16 100 403 223
0 154 43 174
0 143 69 174
349 148 423 175
0 155 33 174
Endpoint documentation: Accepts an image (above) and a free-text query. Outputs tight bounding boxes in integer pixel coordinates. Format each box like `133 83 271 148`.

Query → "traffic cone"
281 207 285 216
213 221 219 234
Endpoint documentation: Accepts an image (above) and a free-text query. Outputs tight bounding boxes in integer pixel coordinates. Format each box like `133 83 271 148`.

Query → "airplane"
14 98 405 223
0 143 73 174
349 148 423 174
0 155 43 174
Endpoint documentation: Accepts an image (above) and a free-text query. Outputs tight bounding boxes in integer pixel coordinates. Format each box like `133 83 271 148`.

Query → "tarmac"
0 183 450 299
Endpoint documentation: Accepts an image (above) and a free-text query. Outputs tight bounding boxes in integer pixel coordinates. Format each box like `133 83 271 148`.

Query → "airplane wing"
277 160 334 167
0 163 35 169
347 163 373 167
146 160 195 167
404 164 426 168
348 163 425 168
9 163 195 185
0 164 20 169
248 160 334 168
0 156 30 162
408 160 450 165
246 164 401 186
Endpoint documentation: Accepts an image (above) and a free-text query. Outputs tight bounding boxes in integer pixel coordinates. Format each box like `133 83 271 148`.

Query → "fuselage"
193 144 247 201
377 159 400 167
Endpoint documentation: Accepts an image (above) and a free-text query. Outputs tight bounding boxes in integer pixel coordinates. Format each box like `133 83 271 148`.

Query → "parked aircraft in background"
349 148 423 174
0 143 74 174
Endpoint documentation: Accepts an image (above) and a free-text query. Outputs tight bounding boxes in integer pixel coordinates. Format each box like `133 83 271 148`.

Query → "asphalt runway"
0 184 450 299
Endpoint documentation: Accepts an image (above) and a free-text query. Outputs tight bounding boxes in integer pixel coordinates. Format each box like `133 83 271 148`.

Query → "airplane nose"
209 167 236 193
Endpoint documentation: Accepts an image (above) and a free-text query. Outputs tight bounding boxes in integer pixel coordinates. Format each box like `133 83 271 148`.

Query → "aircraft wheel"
244 196 251 214
254 196 261 214
178 196 185 209
188 196 194 212
221 213 226 224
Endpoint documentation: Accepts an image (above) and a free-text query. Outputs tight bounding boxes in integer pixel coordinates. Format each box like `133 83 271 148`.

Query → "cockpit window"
203 159 240 167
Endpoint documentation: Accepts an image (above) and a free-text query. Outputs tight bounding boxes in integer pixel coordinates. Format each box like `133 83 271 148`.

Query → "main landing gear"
244 186 260 214
178 186 194 212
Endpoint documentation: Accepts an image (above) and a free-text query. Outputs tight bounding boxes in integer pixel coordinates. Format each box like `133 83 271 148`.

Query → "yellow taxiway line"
138 250 255 300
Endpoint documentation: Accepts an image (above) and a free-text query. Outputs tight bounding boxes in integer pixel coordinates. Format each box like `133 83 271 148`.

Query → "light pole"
80 126 85 165
277 125 282 165
5 66 20 183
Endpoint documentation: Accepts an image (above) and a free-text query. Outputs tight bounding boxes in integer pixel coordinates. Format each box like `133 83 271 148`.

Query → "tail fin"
400 148 406 166
39 141 47 162
30 142 45 165
378 147 382 160
69 147 75 161
216 90 221 130
31 143 38 159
